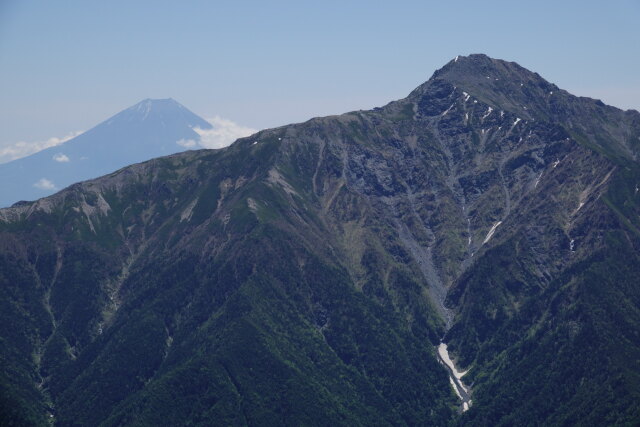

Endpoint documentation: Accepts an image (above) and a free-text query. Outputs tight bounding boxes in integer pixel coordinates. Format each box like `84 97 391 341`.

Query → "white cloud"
33 178 57 190
176 138 197 148
0 131 83 164
193 116 257 149
53 153 70 162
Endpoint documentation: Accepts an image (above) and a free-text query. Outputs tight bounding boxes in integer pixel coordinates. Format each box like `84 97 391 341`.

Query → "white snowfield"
449 376 463 399
442 104 455 116
482 220 502 244
438 343 473 412
438 343 468 381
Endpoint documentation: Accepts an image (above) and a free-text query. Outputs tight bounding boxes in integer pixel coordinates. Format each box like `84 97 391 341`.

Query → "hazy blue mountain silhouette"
0 98 212 207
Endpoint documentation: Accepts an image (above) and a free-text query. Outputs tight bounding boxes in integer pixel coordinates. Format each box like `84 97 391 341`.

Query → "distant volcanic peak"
131 98 182 111
0 96 216 207
127 98 187 116
106 98 213 130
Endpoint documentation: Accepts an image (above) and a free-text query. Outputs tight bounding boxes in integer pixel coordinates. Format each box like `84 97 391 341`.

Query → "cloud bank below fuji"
178 116 257 150
1 115 256 165
33 178 57 190
0 131 83 164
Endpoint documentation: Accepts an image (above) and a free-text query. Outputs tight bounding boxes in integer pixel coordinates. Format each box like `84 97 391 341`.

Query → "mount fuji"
0 99 213 207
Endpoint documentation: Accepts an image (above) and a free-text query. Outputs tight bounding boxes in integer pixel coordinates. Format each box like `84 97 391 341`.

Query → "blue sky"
1 0 639 153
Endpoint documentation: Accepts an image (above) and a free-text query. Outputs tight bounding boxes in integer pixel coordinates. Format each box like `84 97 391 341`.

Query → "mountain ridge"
1 55 640 426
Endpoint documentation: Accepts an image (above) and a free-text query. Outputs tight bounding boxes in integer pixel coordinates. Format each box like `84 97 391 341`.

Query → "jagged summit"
437 54 533 78
409 54 562 120
418 54 625 117
404 54 640 161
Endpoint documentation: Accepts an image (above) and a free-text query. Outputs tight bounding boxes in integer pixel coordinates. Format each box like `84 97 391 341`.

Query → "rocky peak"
404 54 640 162
435 54 546 85
408 54 559 120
